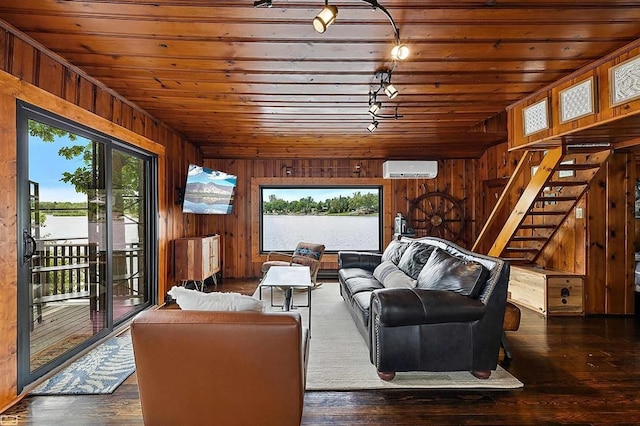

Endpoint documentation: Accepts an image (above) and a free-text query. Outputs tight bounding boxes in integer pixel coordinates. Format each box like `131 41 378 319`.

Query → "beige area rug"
258 283 524 390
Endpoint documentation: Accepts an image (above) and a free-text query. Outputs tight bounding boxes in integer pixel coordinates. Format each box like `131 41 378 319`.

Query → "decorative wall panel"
560 78 594 123
522 98 549 136
610 55 640 106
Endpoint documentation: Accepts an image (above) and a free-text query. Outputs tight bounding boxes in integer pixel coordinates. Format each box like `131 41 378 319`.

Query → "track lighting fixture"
252 1 407 134
313 1 338 33
377 69 399 99
391 44 410 61
366 70 403 131
257 1 408 61
368 90 382 115
382 81 398 99
369 101 382 115
253 0 272 7
359 0 409 61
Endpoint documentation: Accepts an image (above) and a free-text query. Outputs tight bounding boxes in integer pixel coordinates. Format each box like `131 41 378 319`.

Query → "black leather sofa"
338 236 510 380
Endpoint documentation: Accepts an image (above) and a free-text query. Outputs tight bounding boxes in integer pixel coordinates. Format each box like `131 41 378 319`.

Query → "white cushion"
373 261 417 289
167 286 265 312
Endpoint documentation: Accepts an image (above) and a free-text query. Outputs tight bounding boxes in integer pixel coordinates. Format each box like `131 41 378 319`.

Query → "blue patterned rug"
31 334 135 395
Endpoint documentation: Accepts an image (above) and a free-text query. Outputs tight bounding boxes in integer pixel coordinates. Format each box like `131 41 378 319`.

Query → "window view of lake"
261 186 382 252
39 215 140 243
263 215 379 251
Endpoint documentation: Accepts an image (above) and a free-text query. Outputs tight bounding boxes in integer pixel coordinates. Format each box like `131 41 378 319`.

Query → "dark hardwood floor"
4 279 640 425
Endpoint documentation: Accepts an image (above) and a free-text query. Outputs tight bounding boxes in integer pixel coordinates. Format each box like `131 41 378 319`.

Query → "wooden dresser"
173 235 221 287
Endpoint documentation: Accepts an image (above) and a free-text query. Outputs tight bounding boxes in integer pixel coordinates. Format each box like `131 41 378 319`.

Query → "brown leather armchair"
131 310 309 426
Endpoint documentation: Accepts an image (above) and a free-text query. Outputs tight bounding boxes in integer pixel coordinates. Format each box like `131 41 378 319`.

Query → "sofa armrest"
371 288 485 327
338 251 382 271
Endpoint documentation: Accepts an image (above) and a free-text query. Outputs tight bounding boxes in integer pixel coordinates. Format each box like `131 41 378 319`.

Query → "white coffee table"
259 265 312 330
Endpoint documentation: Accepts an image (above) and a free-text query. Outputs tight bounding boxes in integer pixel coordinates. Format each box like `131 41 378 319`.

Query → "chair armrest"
291 255 320 269
338 251 382 271
371 288 485 327
266 252 293 263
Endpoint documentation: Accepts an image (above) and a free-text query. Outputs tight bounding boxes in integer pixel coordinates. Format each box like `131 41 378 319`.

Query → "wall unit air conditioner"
382 161 438 179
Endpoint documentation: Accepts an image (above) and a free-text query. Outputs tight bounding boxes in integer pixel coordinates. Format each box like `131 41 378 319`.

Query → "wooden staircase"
473 145 611 264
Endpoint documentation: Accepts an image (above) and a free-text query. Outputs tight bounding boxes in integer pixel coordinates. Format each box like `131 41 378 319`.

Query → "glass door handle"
23 230 36 261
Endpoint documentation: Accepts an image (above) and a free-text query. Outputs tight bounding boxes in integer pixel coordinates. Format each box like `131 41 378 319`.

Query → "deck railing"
30 239 143 321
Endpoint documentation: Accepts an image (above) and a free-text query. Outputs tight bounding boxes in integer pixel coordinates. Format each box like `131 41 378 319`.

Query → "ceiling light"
382 82 398 99
391 44 409 61
253 0 272 7
367 120 379 133
369 101 382 115
313 2 338 33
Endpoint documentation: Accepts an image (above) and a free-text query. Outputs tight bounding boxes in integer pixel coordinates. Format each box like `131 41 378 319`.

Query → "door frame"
15 101 158 392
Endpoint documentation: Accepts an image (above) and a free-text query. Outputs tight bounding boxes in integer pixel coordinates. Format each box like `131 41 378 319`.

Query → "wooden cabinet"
508 266 583 316
173 235 221 283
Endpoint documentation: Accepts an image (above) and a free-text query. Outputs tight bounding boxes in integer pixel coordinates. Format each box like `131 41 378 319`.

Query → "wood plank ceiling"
1 1 640 159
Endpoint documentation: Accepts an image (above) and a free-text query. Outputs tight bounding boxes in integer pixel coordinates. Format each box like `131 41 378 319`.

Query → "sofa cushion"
416 248 489 298
352 291 373 326
397 241 436 279
339 267 375 282
381 239 410 265
342 276 384 298
167 286 265 311
373 261 417 289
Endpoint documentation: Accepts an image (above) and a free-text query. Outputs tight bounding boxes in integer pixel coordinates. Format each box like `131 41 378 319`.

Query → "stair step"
504 259 536 265
528 210 567 216
558 163 599 171
547 181 588 187
505 247 540 253
536 196 577 202
519 224 556 229
512 236 548 241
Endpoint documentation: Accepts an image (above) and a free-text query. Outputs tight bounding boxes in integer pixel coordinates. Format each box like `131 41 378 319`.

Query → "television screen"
182 164 237 214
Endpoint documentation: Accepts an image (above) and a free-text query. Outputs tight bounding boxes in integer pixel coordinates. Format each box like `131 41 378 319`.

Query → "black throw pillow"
396 241 435 280
417 248 489 298
381 239 410 265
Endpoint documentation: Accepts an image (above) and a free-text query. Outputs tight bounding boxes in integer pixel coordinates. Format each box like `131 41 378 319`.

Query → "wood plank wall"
198 158 479 281
0 26 203 411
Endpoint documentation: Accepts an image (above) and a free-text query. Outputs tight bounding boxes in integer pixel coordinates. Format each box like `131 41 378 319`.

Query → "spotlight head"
383 82 399 99
367 120 379 133
391 44 409 61
253 0 272 7
368 101 382 115
313 4 338 33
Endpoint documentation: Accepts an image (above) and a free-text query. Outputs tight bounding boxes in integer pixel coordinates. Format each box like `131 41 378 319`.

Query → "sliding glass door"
16 102 157 391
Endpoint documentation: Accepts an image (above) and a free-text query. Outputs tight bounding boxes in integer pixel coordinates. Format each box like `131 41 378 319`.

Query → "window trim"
251 177 393 263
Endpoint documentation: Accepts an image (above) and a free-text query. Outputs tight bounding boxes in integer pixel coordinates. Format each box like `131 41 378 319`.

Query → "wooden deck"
29 302 94 371
4 279 640 425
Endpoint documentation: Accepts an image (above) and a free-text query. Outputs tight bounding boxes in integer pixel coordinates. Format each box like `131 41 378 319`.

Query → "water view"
263 215 379 251
39 215 140 243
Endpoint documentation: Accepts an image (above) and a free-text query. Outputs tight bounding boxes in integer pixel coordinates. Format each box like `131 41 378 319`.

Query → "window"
260 186 383 253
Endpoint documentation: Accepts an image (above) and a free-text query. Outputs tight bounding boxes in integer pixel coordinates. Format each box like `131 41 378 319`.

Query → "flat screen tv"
182 164 237 214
